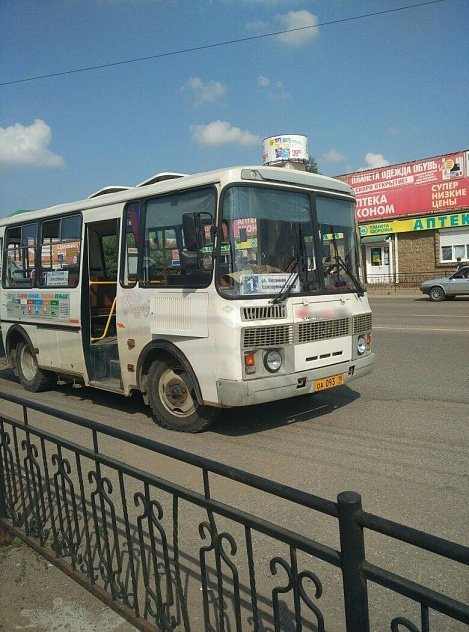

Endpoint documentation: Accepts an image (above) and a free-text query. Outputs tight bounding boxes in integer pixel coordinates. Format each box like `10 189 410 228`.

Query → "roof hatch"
88 186 132 199
137 172 187 187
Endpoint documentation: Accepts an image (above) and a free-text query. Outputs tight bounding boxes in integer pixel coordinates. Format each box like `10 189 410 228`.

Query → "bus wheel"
147 358 218 432
16 340 56 392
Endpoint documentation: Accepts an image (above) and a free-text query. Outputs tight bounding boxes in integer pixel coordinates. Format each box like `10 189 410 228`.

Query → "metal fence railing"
1 391 468 631
365 271 453 290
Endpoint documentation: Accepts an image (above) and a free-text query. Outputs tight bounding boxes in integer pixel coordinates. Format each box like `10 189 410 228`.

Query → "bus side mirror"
180 250 200 271
181 213 201 271
182 213 199 252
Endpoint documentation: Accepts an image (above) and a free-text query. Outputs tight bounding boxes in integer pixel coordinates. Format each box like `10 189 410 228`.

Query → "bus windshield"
217 185 361 298
316 195 363 295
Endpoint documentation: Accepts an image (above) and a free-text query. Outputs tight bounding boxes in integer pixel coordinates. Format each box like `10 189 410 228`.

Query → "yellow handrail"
91 297 117 342
89 280 118 285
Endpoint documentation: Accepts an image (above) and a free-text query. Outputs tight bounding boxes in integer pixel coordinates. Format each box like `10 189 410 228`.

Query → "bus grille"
242 324 293 349
242 316 353 349
241 305 287 321
297 318 350 343
353 312 372 334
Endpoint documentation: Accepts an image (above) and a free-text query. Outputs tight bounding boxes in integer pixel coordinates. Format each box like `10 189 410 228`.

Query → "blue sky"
1 0 468 217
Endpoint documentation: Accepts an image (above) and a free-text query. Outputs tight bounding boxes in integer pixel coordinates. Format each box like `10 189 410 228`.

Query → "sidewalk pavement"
0 537 136 632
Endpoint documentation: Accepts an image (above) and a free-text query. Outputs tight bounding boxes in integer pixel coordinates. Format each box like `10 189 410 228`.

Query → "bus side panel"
36 328 86 376
116 287 219 404
38 288 86 376
1 288 87 378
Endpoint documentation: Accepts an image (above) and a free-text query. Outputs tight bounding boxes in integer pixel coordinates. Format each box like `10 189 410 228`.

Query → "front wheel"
16 340 56 392
147 358 219 432
429 286 445 302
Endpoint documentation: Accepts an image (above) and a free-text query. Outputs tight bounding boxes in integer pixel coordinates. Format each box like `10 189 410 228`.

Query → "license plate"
313 373 344 392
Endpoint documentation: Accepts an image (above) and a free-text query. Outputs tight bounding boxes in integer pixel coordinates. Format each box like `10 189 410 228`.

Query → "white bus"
0 166 374 432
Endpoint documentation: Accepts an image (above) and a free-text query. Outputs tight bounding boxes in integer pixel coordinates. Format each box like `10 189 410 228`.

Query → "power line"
1 0 447 87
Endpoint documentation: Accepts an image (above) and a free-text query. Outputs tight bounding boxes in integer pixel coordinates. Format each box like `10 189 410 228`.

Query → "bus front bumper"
215 353 375 407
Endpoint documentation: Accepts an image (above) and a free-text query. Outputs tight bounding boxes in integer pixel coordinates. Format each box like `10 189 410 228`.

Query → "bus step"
109 359 121 380
89 378 123 393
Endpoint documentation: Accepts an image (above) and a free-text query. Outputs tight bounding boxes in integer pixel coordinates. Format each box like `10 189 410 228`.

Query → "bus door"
83 217 122 390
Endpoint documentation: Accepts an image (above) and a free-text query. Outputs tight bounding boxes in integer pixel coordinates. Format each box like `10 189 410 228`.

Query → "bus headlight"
264 349 282 373
357 336 367 355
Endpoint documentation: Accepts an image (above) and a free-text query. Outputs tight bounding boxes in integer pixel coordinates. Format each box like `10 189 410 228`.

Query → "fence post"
337 491 370 632
0 432 12 546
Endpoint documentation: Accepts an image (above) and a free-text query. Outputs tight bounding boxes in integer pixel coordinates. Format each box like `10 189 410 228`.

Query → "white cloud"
364 152 390 169
257 75 290 99
0 119 64 168
322 148 345 163
180 77 227 107
246 19 269 31
276 10 319 47
191 121 261 148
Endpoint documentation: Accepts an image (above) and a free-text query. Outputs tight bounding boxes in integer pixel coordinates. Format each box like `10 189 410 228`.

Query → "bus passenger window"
122 202 139 287
40 214 81 287
5 223 37 288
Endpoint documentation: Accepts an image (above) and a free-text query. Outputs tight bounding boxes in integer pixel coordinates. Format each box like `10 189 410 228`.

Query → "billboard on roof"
343 151 469 223
262 135 308 165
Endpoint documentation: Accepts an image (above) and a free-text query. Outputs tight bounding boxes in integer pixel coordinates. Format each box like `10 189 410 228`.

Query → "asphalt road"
0 294 468 631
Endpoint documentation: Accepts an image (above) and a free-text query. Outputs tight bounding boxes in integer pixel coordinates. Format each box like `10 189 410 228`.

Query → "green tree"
305 156 320 174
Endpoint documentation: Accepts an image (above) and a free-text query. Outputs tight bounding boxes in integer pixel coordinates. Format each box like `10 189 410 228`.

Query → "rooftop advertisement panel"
345 151 469 223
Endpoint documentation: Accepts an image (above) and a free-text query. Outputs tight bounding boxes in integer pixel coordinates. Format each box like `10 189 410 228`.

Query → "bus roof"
1 166 354 226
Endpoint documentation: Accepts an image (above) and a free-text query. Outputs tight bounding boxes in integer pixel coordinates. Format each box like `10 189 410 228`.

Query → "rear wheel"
16 340 56 392
147 358 218 432
429 286 445 302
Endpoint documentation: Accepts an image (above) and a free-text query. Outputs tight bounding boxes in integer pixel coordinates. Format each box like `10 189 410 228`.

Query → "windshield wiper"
334 253 364 296
328 225 365 297
270 256 300 304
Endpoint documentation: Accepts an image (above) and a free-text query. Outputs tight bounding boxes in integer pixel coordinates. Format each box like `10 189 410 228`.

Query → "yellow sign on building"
359 211 469 237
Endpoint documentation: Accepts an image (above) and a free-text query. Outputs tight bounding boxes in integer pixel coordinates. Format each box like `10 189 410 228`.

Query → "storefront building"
338 150 469 283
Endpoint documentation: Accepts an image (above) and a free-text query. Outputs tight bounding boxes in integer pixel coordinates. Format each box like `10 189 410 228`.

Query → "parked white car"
420 266 469 301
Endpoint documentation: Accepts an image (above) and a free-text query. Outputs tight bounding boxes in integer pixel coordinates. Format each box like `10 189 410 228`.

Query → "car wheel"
16 340 56 392
429 286 445 302
147 358 219 432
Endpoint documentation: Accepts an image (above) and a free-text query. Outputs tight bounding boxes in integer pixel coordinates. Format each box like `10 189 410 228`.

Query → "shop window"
441 246 452 261
439 228 469 263
440 243 468 263
370 247 382 266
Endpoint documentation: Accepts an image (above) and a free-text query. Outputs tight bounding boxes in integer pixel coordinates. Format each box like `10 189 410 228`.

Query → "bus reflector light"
127 338 136 348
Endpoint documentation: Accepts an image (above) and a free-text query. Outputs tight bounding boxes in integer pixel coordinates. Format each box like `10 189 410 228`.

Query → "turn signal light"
244 352 256 374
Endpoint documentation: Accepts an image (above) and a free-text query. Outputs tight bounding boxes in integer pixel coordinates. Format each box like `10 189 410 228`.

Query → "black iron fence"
0 391 467 631
365 271 452 291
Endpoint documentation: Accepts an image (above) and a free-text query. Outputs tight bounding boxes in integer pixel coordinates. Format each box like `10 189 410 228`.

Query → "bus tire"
147 358 218 432
16 340 56 392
